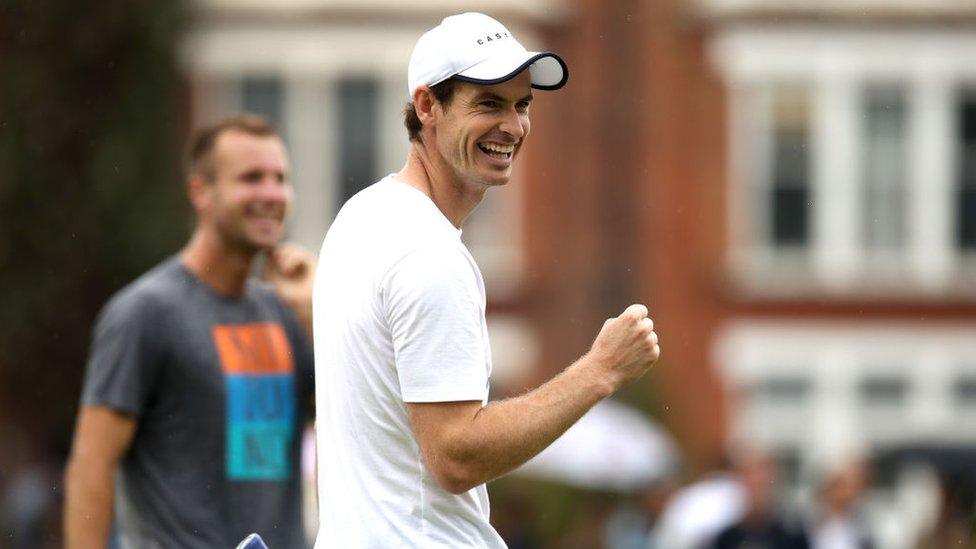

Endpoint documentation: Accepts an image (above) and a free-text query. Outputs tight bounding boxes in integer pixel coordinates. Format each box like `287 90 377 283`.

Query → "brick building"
184 0 976 475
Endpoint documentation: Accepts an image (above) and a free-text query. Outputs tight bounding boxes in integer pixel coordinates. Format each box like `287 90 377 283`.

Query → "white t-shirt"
312 176 505 548
811 516 865 549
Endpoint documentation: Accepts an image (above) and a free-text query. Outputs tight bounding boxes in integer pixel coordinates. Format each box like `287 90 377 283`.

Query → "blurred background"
3 0 976 547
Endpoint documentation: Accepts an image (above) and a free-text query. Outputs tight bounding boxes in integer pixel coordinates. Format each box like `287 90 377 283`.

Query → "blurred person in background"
605 477 678 549
313 12 661 548
649 454 745 549
806 453 874 549
710 449 809 549
63 114 316 549
916 470 976 548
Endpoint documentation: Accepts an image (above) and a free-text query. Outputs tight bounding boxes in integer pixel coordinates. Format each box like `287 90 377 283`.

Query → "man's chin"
238 234 281 255
251 237 282 251
484 175 511 188
478 168 513 187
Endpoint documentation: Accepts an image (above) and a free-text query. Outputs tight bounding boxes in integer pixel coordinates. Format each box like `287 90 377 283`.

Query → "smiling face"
197 130 292 254
430 71 533 191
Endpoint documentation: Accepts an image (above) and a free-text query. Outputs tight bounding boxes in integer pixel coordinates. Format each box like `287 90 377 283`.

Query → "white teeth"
480 142 514 154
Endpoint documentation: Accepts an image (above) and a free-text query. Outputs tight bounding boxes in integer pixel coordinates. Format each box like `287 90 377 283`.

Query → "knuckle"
640 318 653 332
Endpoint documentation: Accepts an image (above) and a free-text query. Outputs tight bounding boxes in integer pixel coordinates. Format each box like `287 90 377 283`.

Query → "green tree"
0 1 188 458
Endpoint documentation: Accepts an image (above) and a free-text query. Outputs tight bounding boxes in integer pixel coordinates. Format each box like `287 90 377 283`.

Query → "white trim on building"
715 320 976 456
696 0 976 19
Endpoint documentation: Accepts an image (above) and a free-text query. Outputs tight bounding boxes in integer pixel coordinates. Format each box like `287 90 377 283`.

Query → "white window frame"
711 27 976 296
715 321 976 456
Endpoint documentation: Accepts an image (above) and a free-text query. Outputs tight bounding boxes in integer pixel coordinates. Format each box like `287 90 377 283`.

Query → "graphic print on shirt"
213 323 295 480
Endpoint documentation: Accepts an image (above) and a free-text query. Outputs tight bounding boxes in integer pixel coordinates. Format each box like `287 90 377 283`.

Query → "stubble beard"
214 213 270 257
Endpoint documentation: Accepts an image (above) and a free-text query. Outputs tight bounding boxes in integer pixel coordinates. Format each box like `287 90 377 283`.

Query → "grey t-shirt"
81 257 314 549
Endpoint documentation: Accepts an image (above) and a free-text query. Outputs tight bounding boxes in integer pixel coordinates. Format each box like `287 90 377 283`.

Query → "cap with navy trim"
407 12 568 98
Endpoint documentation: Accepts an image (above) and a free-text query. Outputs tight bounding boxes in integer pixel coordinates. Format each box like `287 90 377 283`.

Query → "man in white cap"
313 12 661 547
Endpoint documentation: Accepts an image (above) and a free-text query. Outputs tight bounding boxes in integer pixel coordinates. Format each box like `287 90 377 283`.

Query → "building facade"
183 0 976 477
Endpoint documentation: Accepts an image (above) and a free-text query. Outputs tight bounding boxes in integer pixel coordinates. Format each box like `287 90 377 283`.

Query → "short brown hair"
403 79 459 142
188 114 280 181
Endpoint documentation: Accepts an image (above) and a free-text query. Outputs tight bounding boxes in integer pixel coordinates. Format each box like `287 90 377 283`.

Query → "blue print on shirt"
212 323 297 481
225 375 295 480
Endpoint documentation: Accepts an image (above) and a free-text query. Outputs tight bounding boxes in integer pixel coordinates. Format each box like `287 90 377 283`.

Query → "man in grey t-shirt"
64 115 315 549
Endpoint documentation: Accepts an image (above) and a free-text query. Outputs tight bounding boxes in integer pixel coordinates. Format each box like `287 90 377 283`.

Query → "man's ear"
186 174 212 214
413 86 436 126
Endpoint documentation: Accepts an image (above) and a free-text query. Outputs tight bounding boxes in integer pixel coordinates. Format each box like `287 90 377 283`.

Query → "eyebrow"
238 167 288 179
475 91 534 103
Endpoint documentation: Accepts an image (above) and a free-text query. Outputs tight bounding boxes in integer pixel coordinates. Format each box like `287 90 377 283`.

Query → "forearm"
64 457 115 549
423 354 614 492
411 304 660 494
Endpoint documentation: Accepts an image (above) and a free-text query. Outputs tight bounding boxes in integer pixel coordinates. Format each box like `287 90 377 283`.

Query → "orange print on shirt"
212 323 294 375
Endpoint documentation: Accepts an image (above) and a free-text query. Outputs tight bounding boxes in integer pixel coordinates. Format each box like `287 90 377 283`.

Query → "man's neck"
180 229 256 297
397 144 486 228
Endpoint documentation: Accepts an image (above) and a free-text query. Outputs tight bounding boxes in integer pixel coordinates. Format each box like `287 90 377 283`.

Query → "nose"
499 106 527 140
257 174 290 203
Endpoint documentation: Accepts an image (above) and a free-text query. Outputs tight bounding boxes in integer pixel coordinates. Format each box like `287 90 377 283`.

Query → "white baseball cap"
407 12 568 98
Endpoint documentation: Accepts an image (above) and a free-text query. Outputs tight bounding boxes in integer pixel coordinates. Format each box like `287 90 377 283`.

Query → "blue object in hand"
236 533 269 549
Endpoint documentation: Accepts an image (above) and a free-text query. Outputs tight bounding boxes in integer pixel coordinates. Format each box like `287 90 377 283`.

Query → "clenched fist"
586 304 660 392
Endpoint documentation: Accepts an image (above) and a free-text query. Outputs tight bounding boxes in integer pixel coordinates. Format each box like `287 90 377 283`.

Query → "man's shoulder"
100 257 187 321
340 177 448 232
334 177 396 220
327 177 462 266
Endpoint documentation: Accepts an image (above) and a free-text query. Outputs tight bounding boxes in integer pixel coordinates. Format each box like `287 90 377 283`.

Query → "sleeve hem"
79 396 141 418
401 389 488 404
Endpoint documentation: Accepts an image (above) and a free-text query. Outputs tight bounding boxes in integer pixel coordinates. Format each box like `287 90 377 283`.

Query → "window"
717 28 976 292
769 88 811 248
953 376 976 407
740 370 813 449
859 376 908 406
862 85 908 256
337 77 379 207
957 89 976 251
241 77 284 134
755 376 810 404
718 323 976 451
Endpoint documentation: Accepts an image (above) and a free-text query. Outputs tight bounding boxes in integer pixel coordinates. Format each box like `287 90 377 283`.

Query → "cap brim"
454 52 568 91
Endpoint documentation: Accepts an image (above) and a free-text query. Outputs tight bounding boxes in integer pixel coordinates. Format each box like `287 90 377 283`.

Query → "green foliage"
0 1 188 442
491 475 626 547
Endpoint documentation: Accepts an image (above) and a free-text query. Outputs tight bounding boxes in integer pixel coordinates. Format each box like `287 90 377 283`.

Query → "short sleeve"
383 244 489 403
80 290 163 417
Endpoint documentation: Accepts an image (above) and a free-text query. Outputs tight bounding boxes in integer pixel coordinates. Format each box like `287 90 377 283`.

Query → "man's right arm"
64 405 137 549
407 304 660 494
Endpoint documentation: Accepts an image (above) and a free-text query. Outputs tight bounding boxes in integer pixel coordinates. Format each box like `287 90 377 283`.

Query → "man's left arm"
265 244 316 339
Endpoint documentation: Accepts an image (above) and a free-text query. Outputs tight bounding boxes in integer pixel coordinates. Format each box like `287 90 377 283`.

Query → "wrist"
571 353 618 400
